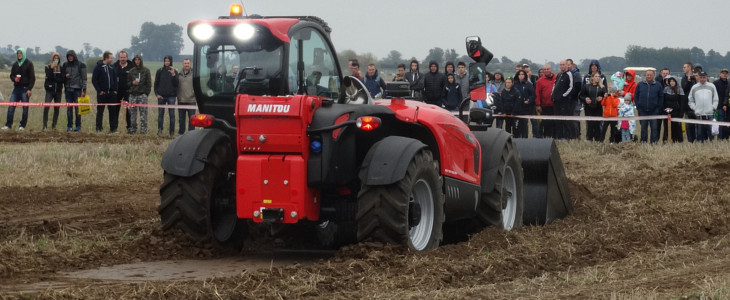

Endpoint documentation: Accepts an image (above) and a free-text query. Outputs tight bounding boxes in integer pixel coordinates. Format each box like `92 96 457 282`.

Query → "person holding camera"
154 55 179 136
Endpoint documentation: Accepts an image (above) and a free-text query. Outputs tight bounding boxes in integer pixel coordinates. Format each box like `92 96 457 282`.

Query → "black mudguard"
473 129 513 195
160 129 231 177
359 136 426 186
514 138 573 225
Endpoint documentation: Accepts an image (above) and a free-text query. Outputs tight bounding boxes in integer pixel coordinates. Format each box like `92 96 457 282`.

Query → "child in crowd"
617 93 635 142
601 87 621 143
442 73 461 111
611 71 624 91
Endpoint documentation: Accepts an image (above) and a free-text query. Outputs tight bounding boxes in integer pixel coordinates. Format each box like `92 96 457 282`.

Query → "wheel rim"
409 178 434 251
211 191 238 242
502 166 517 230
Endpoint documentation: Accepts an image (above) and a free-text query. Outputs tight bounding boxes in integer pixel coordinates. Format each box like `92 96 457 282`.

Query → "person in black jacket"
579 72 607 142
442 73 461 111
113 51 135 133
43 52 65 130
514 70 535 138
154 55 179 135
663 76 685 143
404 60 424 100
498 77 522 135
92 51 119 133
712 69 729 140
551 60 575 139
423 61 445 106
680 62 697 142
3 48 35 131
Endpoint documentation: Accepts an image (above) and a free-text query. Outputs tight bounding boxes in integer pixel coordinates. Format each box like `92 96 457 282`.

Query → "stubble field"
0 129 729 299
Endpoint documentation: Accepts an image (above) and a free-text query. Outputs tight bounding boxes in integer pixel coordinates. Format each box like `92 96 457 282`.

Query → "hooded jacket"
513 79 535 114
127 54 152 96
62 50 86 92
633 77 664 114
622 69 637 99
404 61 424 98
10 48 36 89
582 60 607 87
688 81 718 116
610 72 624 90
363 69 386 98
496 85 522 115
92 59 118 94
442 73 461 109
44 52 64 94
155 55 179 97
423 61 446 105
663 76 685 118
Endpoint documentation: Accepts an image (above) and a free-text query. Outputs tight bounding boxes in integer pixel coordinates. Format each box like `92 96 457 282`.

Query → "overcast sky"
3 0 730 65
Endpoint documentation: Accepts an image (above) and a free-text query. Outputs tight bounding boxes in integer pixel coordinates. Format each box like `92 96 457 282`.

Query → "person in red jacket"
622 69 638 102
535 64 557 137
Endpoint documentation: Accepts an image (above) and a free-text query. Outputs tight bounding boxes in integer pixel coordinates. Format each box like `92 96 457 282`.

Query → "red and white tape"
0 101 197 109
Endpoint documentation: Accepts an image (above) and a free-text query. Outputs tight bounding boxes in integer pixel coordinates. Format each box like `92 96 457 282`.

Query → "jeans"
621 129 631 142
44 90 62 129
66 88 82 129
178 107 196 135
695 115 713 142
718 109 727 140
637 110 659 143
554 100 574 140
157 96 176 134
6 86 30 128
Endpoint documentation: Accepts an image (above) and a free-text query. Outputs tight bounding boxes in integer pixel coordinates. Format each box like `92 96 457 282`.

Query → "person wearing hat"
712 68 729 140
688 71 719 142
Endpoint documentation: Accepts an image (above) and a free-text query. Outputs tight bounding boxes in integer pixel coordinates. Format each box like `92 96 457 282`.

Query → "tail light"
356 116 381 131
190 114 214 127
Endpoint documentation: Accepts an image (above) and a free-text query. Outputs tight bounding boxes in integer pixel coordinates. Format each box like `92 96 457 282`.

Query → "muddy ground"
1 132 729 299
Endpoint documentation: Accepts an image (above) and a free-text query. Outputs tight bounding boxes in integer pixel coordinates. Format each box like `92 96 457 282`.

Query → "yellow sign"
263 199 272 204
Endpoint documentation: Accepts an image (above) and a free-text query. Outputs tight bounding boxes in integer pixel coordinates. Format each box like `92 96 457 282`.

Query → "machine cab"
187 13 343 125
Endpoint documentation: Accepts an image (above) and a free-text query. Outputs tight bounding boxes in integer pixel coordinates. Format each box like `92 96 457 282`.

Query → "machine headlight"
192 24 214 41
233 23 255 40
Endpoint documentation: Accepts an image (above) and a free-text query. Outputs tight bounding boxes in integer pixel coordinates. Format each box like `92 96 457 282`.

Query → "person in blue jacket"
633 70 664 143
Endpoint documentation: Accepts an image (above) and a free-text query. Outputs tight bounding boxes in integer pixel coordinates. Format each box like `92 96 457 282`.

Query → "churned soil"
1 132 729 299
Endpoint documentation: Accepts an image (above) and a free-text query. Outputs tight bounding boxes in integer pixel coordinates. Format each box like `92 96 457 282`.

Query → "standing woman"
514 70 535 138
43 52 64 130
579 72 607 142
497 77 522 135
662 76 684 142
492 72 506 93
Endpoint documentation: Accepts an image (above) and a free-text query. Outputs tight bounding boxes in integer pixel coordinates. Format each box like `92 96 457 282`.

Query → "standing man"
392 63 407 82
363 64 386 98
681 62 697 142
63 50 87 132
633 70 664 143
348 59 363 81
659 68 670 87
456 61 470 101
154 55 178 135
405 59 423 100
536 64 557 138
688 71 719 142
551 60 575 139
3 48 35 131
113 51 134 133
177 58 196 135
127 54 151 135
423 61 446 106
91 51 119 133
712 69 729 140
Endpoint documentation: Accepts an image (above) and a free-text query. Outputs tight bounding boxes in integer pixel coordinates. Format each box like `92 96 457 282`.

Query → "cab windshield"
197 41 285 99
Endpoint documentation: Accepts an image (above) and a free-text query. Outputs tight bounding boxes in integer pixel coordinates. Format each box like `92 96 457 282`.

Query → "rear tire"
159 142 246 251
477 138 524 230
356 150 444 251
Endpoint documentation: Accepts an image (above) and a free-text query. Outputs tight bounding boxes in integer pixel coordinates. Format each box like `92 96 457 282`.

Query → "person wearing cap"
688 71 719 142
712 69 729 140
633 70 664 143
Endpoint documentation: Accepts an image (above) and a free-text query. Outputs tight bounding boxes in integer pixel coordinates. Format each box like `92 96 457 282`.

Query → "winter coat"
127 55 152 96
579 83 607 115
92 60 118 94
611 73 625 90
113 59 135 94
44 53 64 94
496 87 522 115
663 88 684 118
551 71 574 104
712 78 729 110
688 82 719 116
602 95 620 118
681 74 697 116
582 60 607 87
62 50 86 92
442 80 461 110
622 69 637 99
423 61 446 105
177 69 196 104
617 102 636 134
363 70 386 98
404 68 424 99
535 74 556 107
513 80 535 115
154 56 179 97
456 72 470 100
10 48 36 89
634 79 664 114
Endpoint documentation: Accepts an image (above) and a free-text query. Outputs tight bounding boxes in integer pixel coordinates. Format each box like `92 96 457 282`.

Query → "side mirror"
342 76 372 105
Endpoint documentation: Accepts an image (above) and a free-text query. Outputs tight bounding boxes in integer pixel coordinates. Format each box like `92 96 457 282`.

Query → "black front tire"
159 142 246 251
356 150 445 251
477 138 524 230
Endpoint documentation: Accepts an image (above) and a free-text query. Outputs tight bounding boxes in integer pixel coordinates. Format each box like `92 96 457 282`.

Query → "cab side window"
288 28 340 98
